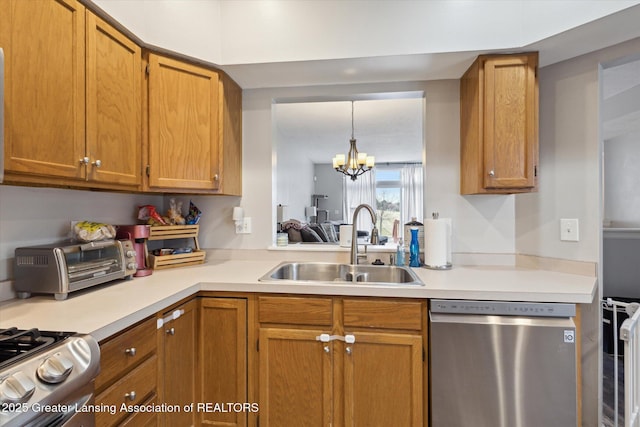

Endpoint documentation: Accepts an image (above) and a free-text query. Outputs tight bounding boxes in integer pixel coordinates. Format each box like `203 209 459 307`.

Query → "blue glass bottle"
409 228 420 267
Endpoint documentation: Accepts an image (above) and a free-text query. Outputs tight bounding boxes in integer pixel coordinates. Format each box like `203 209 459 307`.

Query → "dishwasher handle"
429 311 577 330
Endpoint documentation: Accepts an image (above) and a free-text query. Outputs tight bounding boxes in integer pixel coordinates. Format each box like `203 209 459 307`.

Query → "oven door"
21 383 95 427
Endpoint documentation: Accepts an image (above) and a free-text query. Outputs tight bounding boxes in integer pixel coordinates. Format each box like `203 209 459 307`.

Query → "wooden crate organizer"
147 225 205 269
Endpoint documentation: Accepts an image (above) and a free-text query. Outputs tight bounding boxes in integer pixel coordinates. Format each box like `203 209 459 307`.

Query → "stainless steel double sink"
259 261 424 286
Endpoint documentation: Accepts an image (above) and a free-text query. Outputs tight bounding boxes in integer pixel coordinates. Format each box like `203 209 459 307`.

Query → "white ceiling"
219 2 640 89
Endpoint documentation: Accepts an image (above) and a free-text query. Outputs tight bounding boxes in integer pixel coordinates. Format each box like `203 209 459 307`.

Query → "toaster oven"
14 239 137 300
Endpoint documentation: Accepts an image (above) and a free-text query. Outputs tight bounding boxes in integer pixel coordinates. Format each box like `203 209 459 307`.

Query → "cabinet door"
483 54 537 190
86 11 141 187
161 299 198 427
147 54 220 191
343 331 423 427
259 328 333 427
1 0 85 179
200 298 247 427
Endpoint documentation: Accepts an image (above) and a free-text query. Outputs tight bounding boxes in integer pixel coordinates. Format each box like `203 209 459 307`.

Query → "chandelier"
332 101 374 181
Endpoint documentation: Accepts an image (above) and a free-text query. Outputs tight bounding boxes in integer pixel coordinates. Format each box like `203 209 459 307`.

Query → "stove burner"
0 327 72 369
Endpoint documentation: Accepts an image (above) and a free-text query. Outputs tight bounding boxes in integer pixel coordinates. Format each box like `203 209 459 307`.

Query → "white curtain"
401 164 424 223
343 170 376 230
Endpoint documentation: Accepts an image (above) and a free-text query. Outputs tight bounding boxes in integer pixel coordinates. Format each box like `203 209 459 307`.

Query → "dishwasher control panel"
430 299 576 317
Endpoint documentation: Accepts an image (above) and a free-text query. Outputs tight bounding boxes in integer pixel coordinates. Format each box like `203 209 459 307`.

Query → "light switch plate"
560 218 579 241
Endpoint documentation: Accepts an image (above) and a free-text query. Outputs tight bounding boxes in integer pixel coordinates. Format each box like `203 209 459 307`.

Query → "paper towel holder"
423 212 452 270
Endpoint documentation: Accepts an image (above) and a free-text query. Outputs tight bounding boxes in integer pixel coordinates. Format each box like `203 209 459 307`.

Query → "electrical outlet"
560 219 579 242
237 217 252 234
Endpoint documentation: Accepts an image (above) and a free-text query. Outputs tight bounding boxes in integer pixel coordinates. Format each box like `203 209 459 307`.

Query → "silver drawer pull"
92 159 102 168
324 345 330 353
488 170 495 177
125 391 136 401
124 347 136 357
346 347 352 355
166 327 175 335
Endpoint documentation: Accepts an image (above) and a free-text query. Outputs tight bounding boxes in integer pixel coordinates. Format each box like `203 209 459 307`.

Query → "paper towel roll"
424 218 452 269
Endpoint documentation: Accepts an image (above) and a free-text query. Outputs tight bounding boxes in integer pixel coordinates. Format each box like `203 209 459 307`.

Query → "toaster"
14 239 137 300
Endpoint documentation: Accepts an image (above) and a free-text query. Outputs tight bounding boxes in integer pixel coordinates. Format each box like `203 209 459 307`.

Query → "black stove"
0 327 100 427
0 328 74 369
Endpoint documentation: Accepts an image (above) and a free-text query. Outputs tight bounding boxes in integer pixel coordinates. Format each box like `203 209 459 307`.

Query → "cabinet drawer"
343 299 423 330
95 354 157 427
120 395 158 427
259 296 332 326
96 317 157 392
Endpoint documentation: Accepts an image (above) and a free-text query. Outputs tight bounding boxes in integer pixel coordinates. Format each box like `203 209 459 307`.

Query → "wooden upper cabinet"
460 52 539 194
86 11 142 187
146 53 221 191
1 0 86 180
218 73 243 196
1 1 142 189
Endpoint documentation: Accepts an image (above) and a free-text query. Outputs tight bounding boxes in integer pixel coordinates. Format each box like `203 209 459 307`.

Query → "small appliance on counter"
14 239 137 300
116 224 153 277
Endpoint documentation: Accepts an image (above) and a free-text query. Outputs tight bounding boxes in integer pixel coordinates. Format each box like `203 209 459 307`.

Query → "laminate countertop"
0 259 597 341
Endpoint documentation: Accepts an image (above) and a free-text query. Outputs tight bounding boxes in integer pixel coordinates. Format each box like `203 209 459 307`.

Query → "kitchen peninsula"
0 258 596 426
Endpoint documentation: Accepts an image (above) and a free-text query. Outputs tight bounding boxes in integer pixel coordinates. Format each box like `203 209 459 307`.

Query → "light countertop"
0 259 597 342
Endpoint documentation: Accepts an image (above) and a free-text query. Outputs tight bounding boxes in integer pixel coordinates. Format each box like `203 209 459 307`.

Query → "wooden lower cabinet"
200 297 248 427
95 316 158 427
259 328 333 427
257 296 426 427
159 298 198 427
343 331 423 426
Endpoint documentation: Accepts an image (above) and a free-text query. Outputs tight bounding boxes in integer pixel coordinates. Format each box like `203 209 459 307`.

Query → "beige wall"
185 80 518 256
517 36 640 262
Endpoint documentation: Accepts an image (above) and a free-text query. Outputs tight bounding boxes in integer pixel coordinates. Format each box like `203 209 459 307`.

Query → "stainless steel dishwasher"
429 299 578 427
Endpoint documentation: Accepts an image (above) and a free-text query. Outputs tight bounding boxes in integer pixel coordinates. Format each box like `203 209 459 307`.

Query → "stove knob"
0 371 36 404
126 250 136 258
37 352 74 384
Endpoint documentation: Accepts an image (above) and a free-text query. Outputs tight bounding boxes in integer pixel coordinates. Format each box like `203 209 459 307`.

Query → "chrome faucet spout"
350 204 379 265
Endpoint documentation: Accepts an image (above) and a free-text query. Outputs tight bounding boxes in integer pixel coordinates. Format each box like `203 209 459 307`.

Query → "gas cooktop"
0 328 74 369
0 327 100 427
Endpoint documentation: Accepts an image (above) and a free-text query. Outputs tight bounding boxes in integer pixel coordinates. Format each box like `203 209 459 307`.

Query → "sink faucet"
350 204 379 264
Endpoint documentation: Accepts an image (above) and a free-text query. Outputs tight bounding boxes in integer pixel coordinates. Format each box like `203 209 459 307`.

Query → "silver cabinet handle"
124 347 136 357
92 159 102 168
346 347 352 355
213 174 219 181
323 345 330 353
125 391 136 401
166 327 175 335
79 157 89 165
488 170 495 177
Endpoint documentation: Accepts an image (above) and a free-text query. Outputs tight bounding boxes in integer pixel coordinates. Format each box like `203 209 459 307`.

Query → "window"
344 164 423 238
376 168 401 236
